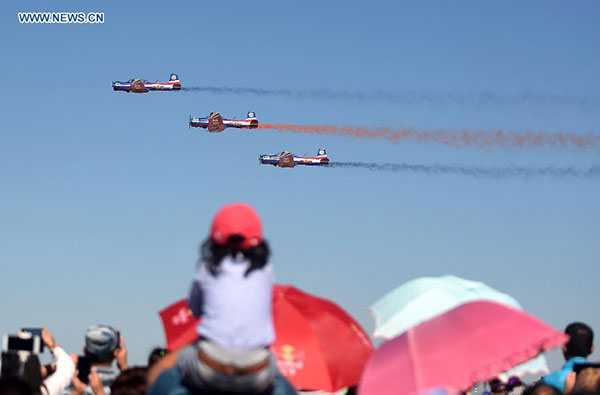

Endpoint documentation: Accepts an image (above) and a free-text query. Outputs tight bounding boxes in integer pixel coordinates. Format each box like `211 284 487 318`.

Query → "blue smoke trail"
325 162 600 179
181 86 600 108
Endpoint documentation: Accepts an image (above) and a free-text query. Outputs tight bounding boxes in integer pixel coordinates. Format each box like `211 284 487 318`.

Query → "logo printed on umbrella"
171 308 193 326
274 344 305 377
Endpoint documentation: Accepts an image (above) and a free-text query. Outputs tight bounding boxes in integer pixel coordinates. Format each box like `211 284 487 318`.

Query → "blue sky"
1 1 599 370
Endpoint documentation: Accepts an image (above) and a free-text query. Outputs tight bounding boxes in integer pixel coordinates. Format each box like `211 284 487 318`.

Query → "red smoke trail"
257 124 600 152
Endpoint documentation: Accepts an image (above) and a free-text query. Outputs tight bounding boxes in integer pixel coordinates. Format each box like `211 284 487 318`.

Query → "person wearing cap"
67 325 128 395
147 203 296 395
187 202 274 353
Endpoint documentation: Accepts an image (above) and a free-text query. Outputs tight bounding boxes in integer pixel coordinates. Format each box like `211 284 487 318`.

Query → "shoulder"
147 368 191 395
542 364 574 391
250 262 274 278
542 370 563 388
193 261 214 281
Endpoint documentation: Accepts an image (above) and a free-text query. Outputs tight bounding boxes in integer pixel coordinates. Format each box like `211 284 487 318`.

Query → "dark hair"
522 383 562 395
568 391 600 395
0 377 36 395
200 236 270 277
565 322 594 358
1 352 21 379
21 355 41 392
0 352 41 394
147 348 168 367
85 350 115 365
110 366 147 395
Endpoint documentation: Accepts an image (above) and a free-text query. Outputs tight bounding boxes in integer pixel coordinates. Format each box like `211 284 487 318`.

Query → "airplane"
259 148 330 167
112 74 181 93
189 112 259 132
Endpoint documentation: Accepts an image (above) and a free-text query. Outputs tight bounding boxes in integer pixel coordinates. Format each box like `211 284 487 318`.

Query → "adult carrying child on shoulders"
148 203 297 395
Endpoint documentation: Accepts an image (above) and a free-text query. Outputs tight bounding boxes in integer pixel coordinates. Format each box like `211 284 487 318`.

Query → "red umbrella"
271 285 373 392
159 285 373 393
358 301 567 395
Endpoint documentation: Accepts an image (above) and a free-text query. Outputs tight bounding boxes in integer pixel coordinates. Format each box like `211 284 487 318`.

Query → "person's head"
1 352 21 379
489 378 506 394
563 322 594 360
84 325 120 365
21 354 41 391
570 365 600 395
110 366 147 395
201 203 270 277
522 383 562 395
147 348 168 367
0 352 41 393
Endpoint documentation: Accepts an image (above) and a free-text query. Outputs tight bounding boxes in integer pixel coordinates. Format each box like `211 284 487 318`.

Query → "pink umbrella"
358 301 567 395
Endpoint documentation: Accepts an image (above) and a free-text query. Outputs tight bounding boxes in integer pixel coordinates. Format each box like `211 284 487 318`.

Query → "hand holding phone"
20 328 45 352
77 355 91 384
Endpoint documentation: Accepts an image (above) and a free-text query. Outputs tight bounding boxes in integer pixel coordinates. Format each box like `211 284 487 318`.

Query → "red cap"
210 203 263 248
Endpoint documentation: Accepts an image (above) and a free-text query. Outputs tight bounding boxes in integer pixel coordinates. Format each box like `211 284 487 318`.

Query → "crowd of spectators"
1 203 598 395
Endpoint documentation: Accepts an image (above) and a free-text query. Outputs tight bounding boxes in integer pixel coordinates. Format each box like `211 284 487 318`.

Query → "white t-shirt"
42 347 75 395
188 256 275 351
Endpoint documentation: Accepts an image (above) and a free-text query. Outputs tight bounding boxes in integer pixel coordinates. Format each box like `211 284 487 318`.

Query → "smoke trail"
257 124 600 153
181 86 600 108
326 162 600 179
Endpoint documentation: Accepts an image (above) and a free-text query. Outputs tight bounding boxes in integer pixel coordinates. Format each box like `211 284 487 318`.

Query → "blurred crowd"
1 325 162 395
1 203 598 395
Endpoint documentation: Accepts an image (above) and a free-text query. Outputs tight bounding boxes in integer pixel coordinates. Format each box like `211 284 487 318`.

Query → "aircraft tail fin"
246 111 257 119
170 74 180 82
317 148 327 156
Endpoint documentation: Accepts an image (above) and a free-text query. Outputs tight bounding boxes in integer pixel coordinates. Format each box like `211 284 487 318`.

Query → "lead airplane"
112 74 181 93
259 148 330 167
189 112 259 132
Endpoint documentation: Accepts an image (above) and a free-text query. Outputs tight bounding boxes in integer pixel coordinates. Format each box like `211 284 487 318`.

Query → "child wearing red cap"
166 203 296 395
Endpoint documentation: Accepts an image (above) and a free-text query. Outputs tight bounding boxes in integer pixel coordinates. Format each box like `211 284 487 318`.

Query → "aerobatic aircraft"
259 148 330 167
112 74 181 93
189 112 259 132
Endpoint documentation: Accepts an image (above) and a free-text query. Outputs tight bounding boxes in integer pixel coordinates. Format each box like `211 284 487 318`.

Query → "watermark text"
18 12 104 24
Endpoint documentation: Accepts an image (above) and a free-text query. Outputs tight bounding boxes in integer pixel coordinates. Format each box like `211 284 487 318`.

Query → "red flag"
158 299 200 350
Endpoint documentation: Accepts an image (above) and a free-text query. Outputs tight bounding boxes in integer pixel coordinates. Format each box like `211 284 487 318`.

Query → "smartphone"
20 328 45 352
2 334 42 354
77 355 91 384
573 362 600 375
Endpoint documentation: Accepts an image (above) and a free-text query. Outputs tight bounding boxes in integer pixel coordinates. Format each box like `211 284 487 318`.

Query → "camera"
2 333 42 354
